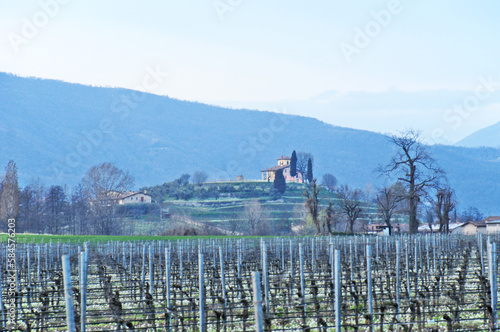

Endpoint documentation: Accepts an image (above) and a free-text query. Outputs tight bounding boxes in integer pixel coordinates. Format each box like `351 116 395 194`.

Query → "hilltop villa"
261 156 304 182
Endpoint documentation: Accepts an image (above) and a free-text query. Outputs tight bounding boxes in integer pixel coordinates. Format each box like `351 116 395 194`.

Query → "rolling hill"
147 181 403 234
456 122 500 148
1 72 500 215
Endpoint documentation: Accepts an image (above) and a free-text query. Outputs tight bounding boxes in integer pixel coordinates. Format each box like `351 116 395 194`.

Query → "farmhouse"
485 216 500 234
417 220 492 235
90 190 152 207
117 191 152 204
457 217 500 235
419 222 478 234
261 156 304 182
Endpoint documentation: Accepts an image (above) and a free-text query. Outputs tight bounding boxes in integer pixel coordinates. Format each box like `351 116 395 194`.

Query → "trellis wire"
0 234 498 331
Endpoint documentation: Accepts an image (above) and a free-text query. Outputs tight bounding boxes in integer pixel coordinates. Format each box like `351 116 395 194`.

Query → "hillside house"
476 222 487 234
451 217 500 234
449 222 479 235
261 156 304 182
485 216 500 234
419 222 474 234
117 191 152 204
91 191 152 207
417 221 488 235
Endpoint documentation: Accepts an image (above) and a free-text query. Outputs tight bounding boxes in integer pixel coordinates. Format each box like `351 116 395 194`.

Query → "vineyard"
0 234 499 331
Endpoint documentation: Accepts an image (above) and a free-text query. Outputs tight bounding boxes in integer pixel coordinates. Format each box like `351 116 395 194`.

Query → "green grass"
1 232 315 243
0 233 255 244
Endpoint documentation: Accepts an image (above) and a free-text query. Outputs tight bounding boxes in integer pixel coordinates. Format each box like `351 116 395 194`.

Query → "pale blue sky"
1 0 499 143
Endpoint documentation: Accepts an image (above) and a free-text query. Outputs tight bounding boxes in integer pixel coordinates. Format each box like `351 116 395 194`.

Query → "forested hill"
1 72 499 215
456 122 500 148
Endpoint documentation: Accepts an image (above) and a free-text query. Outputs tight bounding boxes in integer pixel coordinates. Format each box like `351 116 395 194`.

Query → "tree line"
0 162 138 235
298 130 482 235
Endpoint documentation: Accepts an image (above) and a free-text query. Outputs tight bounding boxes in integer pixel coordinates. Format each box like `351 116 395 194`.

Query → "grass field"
0 233 251 243
0 232 349 244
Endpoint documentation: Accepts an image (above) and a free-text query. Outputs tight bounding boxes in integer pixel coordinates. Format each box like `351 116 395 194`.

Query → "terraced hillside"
150 181 407 234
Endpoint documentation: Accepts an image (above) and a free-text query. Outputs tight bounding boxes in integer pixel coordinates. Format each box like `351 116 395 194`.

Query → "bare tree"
70 183 90 235
243 199 265 235
46 185 68 234
322 173 338 192
375 182 405 235
226 216 241 235
322 202 338 235
293 204 309 225
425 208 434 233
459 207 484 222
303 179 321 235
20 178 47 233
380 130 444 234
0 160 19 223
192 171 208 185
296 152 314 178
338 184 363 234
82 162 134 199
435 187 456 233
81 162 134 235
19 183 44 233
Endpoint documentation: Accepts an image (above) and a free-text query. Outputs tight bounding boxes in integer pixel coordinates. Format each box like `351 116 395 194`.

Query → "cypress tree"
290 150 297 177
307 158 313 183
274 169 286 194
0 160 19 221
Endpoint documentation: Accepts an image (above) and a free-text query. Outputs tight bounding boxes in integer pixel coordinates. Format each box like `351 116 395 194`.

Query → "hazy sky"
1 0 499 143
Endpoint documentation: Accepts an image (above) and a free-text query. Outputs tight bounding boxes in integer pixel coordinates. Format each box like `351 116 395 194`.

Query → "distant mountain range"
456 122 500 148
210 88 500 146
1 72 499 215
